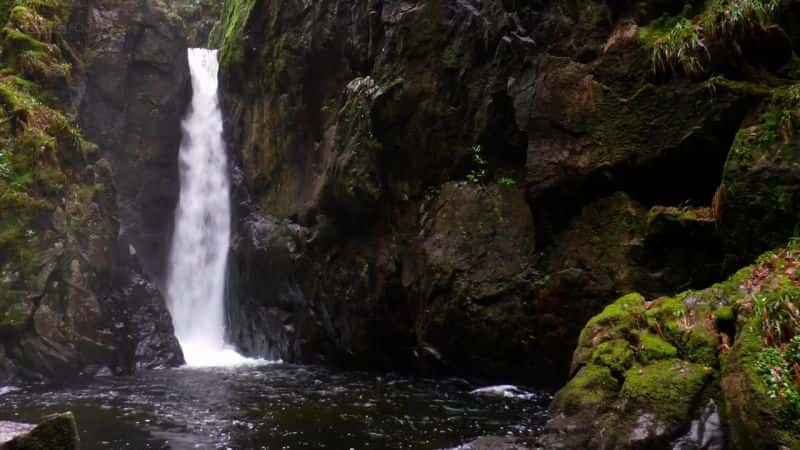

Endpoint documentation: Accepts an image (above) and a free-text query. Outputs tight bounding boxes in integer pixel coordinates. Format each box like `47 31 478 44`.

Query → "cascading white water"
166 48 251 367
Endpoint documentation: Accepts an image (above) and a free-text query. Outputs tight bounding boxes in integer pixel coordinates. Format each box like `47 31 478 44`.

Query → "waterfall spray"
166 48 252 367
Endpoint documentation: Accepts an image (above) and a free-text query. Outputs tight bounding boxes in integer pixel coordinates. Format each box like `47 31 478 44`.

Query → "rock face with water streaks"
0 0 193 382
214 0 784 388
71 0 192 372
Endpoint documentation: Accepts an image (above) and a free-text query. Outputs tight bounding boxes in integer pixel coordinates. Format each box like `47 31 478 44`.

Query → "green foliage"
786 335 800 365
731 84 800 161
755 347 800 411
497 176 517 186
702 0 780 41
650 18 707 76
0 150 10 179
644 0 780 76
466 145 487 184
752 291 800 347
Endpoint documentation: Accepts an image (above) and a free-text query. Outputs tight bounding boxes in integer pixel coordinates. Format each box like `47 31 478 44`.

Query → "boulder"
0 413 80 450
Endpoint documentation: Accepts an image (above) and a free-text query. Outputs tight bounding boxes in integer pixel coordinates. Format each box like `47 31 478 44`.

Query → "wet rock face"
67 0 191 372
0 0 188 382
73 0 191 290
107 241 184 372
218 0 800 389
215 0 762 385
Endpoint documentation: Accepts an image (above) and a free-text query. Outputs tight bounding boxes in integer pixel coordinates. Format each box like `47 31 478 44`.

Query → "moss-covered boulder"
1 413 79 450
542 240 800 448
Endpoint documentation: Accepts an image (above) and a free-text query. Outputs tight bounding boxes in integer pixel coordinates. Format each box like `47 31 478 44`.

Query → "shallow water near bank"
0 364 550 449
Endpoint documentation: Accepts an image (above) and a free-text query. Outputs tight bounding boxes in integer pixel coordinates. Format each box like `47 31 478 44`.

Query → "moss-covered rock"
544 240 800 448
1 413 79 450
550 364 620 415
620 359 711 424
0 0 188 381
720 85 800 262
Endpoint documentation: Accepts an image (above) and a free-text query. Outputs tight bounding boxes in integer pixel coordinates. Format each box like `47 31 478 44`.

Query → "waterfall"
165 48 250 367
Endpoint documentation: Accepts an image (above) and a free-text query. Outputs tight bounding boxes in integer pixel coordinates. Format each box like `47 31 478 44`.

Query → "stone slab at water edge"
0 413 79 450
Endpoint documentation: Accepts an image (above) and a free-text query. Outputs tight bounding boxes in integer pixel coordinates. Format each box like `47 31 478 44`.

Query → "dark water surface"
0 364 550 449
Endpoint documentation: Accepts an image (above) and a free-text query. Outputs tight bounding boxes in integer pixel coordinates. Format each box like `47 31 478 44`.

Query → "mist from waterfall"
166 48 252 367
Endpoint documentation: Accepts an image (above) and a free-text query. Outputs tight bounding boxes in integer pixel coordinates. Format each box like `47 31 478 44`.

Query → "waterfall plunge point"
166 49 262 368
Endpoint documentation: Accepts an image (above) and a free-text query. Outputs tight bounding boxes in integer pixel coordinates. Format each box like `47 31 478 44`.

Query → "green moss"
551 364 620 414
715 306 735 322
621 359 712 419
645 295 685 323
639 332 678 363
586 292 646 329
591 339 635 373
682 325 720 366
3 412 80 449
217 0 257 71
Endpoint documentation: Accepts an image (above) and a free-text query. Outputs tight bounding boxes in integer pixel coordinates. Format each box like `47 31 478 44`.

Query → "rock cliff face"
216 0 800 387
71 0 193 371
0 0 191 382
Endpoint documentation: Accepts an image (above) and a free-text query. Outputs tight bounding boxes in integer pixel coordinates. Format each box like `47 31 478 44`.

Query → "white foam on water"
469 385 537 400
0 386 19 396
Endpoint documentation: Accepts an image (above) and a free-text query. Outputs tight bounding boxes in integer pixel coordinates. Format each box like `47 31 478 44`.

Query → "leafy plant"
703 0 780 42
651 18 707 76
497 176 517 186
756 347 800 409
647 0 780 76
0 150 11 179
466 145 487 184
752 293 800 347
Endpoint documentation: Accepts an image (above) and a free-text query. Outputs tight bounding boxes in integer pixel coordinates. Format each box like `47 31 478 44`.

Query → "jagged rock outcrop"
0 0 189 382
70 0 191 371
214 0 791 385
73 0 191 291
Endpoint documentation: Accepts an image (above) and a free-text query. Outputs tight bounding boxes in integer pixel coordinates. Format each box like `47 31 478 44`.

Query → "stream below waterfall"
0 364 549 449
0 48 550 450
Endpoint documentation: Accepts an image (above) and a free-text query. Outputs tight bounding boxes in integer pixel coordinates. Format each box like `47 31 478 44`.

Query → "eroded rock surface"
215 0 800 387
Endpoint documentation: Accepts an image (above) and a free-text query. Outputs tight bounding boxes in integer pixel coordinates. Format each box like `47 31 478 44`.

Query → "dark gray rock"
0 413 79 450
670 401 724 450
74 0 191 290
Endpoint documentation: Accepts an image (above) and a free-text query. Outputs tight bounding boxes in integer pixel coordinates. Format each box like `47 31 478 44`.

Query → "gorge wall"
215 0 800 387
0 0 204 381
2 0 800 445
